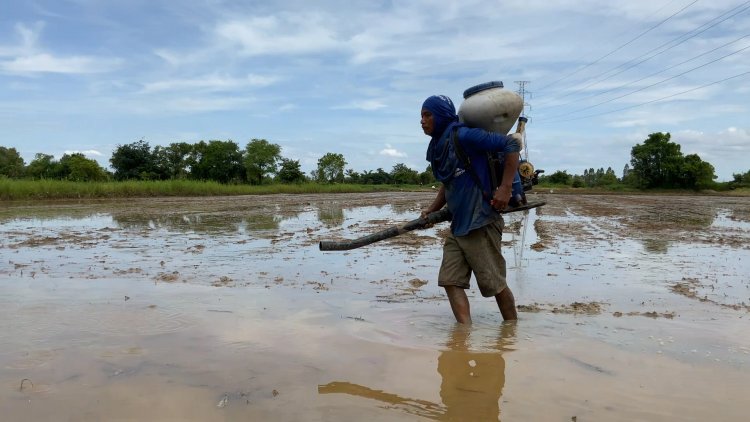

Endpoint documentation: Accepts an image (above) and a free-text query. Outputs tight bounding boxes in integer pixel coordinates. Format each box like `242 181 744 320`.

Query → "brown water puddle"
1 192 749 421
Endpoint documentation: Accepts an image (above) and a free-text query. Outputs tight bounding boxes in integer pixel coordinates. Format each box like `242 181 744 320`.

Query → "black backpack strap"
450 127 493 202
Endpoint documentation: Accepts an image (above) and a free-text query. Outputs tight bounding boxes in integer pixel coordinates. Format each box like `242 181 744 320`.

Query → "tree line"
0 139 436 185
1 132 749 190
539 132 748 190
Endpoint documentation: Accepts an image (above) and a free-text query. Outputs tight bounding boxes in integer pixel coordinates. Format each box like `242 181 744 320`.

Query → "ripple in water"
79 306 194 337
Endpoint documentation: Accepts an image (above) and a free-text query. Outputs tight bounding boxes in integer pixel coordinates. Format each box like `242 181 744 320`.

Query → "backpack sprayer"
319 81 544 252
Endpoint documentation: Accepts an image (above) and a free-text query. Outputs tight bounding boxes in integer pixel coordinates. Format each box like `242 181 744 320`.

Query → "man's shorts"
438 219 507 297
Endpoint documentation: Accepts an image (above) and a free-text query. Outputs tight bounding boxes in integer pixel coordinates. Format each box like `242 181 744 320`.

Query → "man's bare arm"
421 185 446 219
491 152 519 211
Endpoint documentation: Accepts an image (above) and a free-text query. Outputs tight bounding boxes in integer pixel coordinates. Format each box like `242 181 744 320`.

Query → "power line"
539 1 750 108
539 70 750 124
544 40 750 119
536 0 700 92
545 34 749 110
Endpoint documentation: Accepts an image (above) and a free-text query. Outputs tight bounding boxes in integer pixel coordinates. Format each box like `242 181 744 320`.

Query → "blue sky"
1 0 748 181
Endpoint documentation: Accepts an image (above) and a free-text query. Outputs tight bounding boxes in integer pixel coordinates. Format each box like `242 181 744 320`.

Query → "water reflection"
318 323 515 421
729 207 750 223
391 201 421 215
632 208 716 229
111 212 281 233
641 238 670 254
438 323 513 421
317 202 344 227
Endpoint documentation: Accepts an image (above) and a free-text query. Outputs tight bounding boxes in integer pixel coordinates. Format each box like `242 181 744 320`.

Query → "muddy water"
1 192 748 421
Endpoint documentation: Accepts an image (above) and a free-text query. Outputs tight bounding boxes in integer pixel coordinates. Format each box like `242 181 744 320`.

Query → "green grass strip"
0 179 432 201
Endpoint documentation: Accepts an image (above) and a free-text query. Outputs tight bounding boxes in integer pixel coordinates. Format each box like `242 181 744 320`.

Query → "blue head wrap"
423 95 460 182
422 95 458 139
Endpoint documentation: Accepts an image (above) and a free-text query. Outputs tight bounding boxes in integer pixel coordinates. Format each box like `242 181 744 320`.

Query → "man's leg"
444 285 472 324
495 286 517 320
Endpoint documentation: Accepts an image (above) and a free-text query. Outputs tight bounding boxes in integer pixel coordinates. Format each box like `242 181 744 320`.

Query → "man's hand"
491 184 512 211
421 208 439 228
421 185 446 227
508 132 524 150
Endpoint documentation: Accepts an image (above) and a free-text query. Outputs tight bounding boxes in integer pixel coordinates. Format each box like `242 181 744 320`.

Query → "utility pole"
515 81 531 160
514 81 531 117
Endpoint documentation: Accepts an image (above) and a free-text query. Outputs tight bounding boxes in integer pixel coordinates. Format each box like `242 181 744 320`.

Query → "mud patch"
612 311 676 319
670 278 750 312
518 301 605 315
531 219 552 250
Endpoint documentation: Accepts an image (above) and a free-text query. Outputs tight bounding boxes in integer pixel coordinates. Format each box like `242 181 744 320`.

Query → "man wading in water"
419 95 522 323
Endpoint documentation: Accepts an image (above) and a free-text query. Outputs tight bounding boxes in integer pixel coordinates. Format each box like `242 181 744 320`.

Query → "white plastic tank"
457 81 523 135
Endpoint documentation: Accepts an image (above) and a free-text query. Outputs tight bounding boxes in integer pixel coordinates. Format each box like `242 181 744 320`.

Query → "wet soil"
1 192 749 421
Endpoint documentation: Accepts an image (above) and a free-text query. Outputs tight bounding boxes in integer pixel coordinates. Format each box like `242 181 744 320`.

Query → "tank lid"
463 81 504 99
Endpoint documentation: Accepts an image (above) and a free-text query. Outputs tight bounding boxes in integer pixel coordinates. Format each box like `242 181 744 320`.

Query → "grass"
723 187 750 196
0 179 432 201
534 183 750 196
2 179 747 201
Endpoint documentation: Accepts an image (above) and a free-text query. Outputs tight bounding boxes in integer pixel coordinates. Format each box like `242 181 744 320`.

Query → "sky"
1 0 748 181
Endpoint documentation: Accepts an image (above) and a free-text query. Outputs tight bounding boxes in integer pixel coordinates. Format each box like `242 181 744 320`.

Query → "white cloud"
379 144 407 158
333 100 387 111
0 22 120 74
660 127 750 180
7 80 40 90
129 97 255 114
214 14 340 56
0 22 41 57
1 53 121 74
152 48 208 67
173 97 254 112
676 127 750 151
140 73 278 93
64 149 103 157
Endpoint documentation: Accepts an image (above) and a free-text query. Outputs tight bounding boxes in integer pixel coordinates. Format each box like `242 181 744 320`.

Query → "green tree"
597 167 619 186
681 154 716 190
152 143 194 180
360 168 390 184
629 132 684 188
583 167 596 187
732 170 750 187
0 146 25 178
110 140 155 180
59 153 108 181
25 153 59 179
315 152 347 183
244 139 281 185
544 170 572 185
165 142 194 179
630 132 716 189
190 140 244 183
594 168 605 185
419 165 436 185
344 168 361 184
277 158 306 183
151 146 171 180
390 163 419 184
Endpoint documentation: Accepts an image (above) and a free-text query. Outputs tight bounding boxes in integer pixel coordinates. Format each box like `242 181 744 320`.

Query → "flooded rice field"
1 191 749 421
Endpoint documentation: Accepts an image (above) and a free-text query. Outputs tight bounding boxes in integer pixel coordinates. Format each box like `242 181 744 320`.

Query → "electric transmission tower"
515 81 532 160
515 80 531 117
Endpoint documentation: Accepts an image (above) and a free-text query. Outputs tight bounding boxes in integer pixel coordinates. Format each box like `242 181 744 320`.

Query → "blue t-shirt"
427 122 522 236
